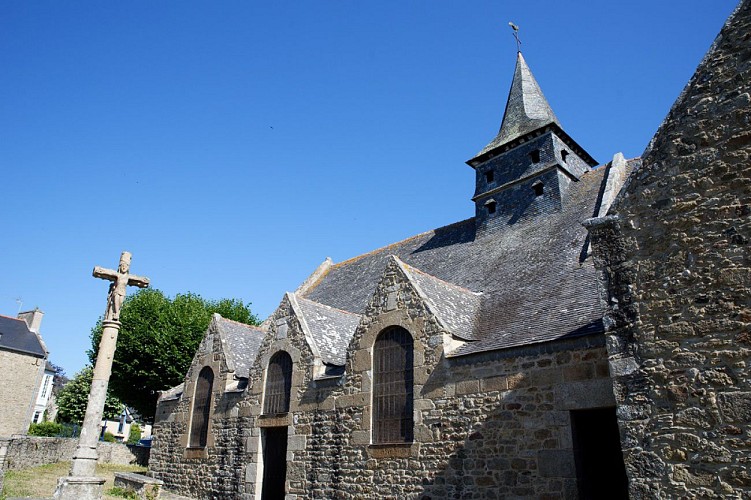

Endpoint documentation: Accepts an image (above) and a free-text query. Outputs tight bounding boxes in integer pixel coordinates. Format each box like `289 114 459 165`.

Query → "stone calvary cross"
94 252 150 322
55 251 149 500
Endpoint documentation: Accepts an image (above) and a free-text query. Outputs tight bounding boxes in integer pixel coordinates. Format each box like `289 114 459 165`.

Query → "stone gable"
586 1 751 497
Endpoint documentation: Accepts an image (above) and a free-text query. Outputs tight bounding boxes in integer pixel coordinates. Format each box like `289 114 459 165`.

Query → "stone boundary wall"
0 436 149 472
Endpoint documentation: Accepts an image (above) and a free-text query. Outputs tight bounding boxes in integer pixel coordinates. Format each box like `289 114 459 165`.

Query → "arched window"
189 366 214 448
373 326 414 444
264 351 293 415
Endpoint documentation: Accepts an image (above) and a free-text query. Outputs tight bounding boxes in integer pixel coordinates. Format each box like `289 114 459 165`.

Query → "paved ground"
7 490 194 500
161 490 195 500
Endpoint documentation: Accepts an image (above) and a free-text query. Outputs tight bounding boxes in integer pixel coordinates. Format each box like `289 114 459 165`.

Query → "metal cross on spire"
509 22 521 52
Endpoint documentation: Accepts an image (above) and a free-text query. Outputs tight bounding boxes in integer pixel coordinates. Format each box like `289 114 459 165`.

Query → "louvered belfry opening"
373 326 414 444
189 366 214 448
264 351 293 414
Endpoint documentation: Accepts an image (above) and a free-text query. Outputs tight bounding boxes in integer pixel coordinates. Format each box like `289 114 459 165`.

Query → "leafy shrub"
127 423 142 445
28 422 63 437
102 431 117 443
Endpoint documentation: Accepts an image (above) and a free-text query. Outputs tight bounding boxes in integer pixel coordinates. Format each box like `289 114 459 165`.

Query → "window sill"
184 447 208 459
366 442 418 459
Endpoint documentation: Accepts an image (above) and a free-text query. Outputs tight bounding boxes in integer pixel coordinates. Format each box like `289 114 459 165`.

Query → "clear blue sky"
1 1 738 376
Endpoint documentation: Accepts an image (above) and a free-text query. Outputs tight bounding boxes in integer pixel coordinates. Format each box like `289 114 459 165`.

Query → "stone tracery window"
189 366 214 448
264 351 293 415
373 326 414 444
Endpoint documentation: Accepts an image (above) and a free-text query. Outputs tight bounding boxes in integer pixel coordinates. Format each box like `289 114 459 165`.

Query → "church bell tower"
468 51 597 233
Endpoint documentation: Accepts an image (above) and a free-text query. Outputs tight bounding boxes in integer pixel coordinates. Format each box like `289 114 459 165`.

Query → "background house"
101 407 152 443
0 309 48 435
31 361 56 424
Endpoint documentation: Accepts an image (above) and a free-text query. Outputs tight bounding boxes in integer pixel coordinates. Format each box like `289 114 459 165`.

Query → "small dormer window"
561 150 569 163
530 149 541 163
484 170 494 183
532 181 544 197
485 199 497 215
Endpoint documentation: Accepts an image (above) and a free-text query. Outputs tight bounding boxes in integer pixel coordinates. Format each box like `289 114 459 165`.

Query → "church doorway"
570 407 628 499
261 426 288 500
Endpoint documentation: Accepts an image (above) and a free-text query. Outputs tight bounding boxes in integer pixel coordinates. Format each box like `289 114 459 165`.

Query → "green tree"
56 366 123 424
48 362 69 396
127 423 142 445
89 288 258 422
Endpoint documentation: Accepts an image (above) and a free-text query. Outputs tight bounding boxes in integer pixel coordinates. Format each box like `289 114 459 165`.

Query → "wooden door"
261 426 288 500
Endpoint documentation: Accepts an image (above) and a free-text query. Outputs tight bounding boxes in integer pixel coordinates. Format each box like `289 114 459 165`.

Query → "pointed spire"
473 52 561 160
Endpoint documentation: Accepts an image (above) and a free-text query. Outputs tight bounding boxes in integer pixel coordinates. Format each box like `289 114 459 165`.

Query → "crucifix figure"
93 252 150 321
55 251 150 500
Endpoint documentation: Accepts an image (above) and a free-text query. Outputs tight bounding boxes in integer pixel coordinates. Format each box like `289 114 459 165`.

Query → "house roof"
400 260 481 342
302 158 639 356
158 382 184 402
0 314 46 358
214 315 265 379
294 295 360 366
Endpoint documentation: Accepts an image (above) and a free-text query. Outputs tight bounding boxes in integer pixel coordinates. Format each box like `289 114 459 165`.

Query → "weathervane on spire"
509 22 521 52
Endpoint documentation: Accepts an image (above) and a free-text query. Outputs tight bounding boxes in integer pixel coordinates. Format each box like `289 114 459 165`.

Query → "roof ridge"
590 155 642 173
401 262 480 295
294 295 362 317
328 217 476 270
0 314 25 323
392 257 479 342
215 315 265 331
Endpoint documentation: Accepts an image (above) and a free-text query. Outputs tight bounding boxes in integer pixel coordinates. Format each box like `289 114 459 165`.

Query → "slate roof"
159 317 263 400
401 261 481 341
474 52 560 160
0 314 46 358
214 315 265 379
302 159 639 356
159 383 184 401
294 296 361 366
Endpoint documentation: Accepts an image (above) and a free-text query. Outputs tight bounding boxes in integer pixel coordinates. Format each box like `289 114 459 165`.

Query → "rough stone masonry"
586 1 751 497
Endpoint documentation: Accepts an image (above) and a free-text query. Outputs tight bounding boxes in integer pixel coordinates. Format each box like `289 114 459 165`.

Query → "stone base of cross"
54 475 107 500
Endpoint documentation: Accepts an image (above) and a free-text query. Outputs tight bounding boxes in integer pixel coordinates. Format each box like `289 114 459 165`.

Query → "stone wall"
0 436 147 471
239 294 319 500
282 258 617 499
150 320 253 499
151 257 621 499
0 349 45 436
587 1 751 497
287 340 615 499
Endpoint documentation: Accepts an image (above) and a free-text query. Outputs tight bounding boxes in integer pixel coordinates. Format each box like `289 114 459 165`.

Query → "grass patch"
1 461 146 500
107 486 138 498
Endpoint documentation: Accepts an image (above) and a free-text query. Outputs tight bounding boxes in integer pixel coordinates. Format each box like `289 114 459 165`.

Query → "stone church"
150 2 751 498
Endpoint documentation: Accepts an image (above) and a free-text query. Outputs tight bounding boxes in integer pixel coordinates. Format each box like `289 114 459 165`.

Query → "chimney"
18 308 44 333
